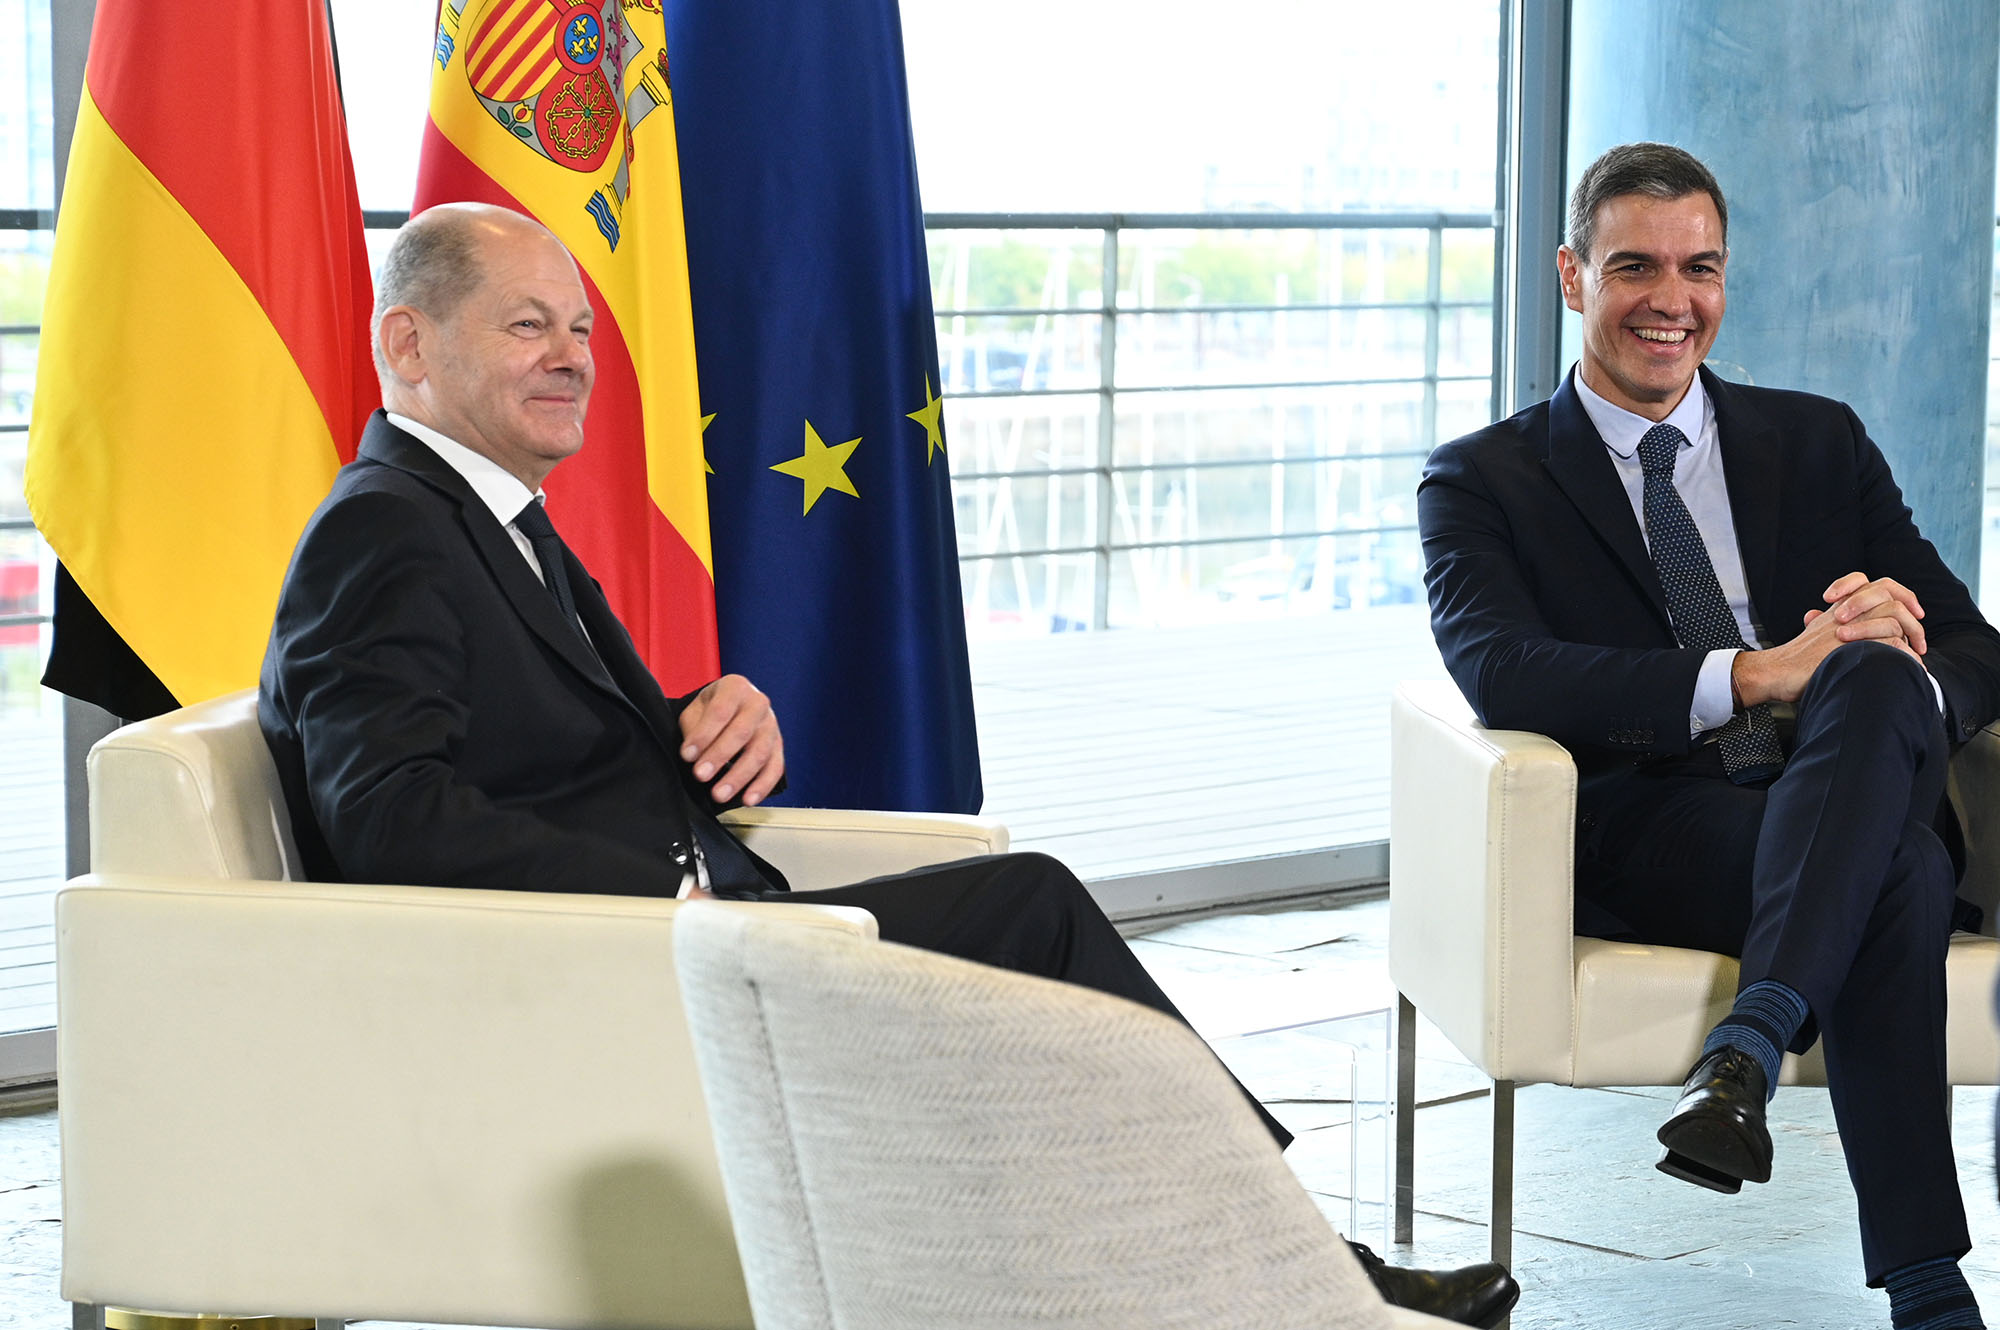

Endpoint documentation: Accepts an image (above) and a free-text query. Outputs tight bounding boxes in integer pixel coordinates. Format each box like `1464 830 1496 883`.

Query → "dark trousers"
766 850 1295 1152
1573 642 1964 1284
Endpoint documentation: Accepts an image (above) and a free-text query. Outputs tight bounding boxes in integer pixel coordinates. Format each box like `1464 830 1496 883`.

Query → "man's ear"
376 306 428 387
1555 245 1584 314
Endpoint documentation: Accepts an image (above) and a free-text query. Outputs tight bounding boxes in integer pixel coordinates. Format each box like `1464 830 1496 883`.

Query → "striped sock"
1884 1256 1985 1329
1700 979 1808 1101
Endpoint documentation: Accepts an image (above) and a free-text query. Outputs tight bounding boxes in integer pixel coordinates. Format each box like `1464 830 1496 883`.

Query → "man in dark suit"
1421 142 2000 1328
259 202 1518 1327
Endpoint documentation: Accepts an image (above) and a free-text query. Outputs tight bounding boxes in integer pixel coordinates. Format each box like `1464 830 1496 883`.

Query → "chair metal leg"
1490 1078 1515 1271
72 1304 104 1330
1394 994 1417 1244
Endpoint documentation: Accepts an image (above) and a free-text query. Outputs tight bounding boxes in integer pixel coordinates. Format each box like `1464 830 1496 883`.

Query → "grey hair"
369 206 492 378
1567 142 1728 262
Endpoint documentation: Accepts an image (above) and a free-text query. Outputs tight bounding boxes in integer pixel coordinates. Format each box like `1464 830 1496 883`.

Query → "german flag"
25 0 375 714
416 0 718 695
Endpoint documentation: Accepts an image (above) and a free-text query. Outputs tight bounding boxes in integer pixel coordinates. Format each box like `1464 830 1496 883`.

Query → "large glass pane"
328 0 434 212
1118 229 1437 308
0 0 55 1047
933 312 1101 395
1114 384 1430 467
944 390 1100 479
954 471 1098 560
928 229 1105 312
903 0 1500 216
1105 528 1424 629
1112 455 1424 547
960 552 1096 637
0 0 53 212
1117 305 1433 390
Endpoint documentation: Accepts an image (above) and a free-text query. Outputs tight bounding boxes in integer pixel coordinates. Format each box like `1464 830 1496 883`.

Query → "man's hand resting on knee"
679 674 786 807
1733 572 1927 707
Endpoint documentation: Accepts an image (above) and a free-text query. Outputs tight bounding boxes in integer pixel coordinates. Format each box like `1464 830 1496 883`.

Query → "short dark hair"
370 206 489 377
1566 142 1728 262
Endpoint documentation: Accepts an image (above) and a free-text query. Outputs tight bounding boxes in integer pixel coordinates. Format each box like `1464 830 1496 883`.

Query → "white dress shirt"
385 412 546 578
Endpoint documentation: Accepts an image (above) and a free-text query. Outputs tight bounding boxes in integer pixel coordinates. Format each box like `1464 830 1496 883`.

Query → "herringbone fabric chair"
675 905 1458 1330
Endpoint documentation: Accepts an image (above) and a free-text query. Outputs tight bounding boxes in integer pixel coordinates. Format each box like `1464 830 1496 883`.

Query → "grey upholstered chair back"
673 905 1395 1330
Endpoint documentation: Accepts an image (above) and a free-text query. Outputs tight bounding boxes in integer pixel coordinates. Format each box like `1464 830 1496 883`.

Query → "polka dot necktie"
1638 423 1785 782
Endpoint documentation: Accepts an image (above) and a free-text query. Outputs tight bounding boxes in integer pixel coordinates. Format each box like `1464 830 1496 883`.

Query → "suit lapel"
566 550 691 756
1541 374 1674 631
1704 368 1784 635
357 414 630 706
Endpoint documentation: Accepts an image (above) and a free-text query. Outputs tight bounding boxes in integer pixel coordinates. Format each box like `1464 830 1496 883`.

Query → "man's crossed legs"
1577 643 1977 1325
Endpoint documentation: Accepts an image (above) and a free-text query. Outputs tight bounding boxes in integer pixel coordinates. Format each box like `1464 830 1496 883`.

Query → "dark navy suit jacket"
1418 366 2000 790
259 412 784 897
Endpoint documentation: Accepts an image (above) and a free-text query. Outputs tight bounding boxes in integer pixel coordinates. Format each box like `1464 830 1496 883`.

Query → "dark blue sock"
1884 1256 1984 1329
1700 978 1808 1101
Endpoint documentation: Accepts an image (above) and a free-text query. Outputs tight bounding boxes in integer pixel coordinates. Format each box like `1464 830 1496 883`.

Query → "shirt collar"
385 411 544 527
1572 366 1713 460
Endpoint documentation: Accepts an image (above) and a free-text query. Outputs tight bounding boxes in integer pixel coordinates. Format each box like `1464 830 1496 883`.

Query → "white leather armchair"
1387 678 2000 1267
58 688 1008 1330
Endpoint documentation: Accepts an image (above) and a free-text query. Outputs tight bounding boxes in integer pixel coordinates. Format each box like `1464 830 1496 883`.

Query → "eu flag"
665 0 983 813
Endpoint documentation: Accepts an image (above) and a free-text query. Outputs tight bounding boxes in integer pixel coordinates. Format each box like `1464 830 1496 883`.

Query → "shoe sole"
1655 1114 1771 1191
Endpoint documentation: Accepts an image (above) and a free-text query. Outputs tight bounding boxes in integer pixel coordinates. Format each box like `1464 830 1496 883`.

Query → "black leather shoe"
1347 1241 1520 1328
1655 1045 1772 1193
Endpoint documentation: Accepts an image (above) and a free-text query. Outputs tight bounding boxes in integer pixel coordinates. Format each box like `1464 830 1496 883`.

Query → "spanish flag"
24 0 376 714
414 0 718 694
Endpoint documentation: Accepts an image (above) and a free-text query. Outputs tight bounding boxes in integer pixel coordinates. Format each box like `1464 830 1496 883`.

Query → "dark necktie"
1637 423 1785 783
513 497 772 897
511 498 583 634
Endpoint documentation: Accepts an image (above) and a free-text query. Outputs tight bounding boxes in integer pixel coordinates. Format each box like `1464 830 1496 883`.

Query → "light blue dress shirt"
1571 371 1938 740
1574 373 1757 737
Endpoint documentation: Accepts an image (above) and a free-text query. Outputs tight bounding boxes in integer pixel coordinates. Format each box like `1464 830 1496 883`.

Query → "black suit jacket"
259 412 784 897
1419 367 2000 788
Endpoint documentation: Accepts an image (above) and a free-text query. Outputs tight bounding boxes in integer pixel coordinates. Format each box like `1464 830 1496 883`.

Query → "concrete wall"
1566 0 1999 587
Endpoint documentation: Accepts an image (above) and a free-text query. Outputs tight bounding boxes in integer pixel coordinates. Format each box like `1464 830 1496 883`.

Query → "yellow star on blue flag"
906 376 945 464
770 420 860 514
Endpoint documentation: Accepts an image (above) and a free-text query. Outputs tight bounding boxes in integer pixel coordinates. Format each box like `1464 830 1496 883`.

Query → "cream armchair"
58 687 1008 1330
1387 678 2000 1267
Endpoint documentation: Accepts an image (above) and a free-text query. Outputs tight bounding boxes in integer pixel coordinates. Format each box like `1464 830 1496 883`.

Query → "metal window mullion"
959 520 1420 561
944 370 1491 403
1424 223 1443 448
1093 224 1118 630
953 446 1432 483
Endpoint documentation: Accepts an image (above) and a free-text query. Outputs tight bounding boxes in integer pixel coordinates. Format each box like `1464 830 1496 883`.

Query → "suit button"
668 840 693 867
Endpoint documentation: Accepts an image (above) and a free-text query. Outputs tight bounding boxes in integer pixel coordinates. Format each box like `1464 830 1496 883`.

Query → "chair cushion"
1570 933 2000 1087
87 688 298 880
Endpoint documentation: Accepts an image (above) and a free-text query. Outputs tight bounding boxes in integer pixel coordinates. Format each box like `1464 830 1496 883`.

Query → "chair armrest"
1949 723 2000 936
718 806 1009 892
1389 680 1580 1083
56 873 870 1327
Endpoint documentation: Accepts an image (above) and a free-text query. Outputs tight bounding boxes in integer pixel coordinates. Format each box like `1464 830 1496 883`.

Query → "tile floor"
2 892 1997 1329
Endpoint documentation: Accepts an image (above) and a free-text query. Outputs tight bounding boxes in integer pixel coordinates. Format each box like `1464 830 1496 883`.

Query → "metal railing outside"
0 210 1503 641
928 212 1497 634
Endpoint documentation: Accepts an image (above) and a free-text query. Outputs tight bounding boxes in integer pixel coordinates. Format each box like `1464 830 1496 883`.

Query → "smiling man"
1420 143 2000 1327
257 203 1522 1328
